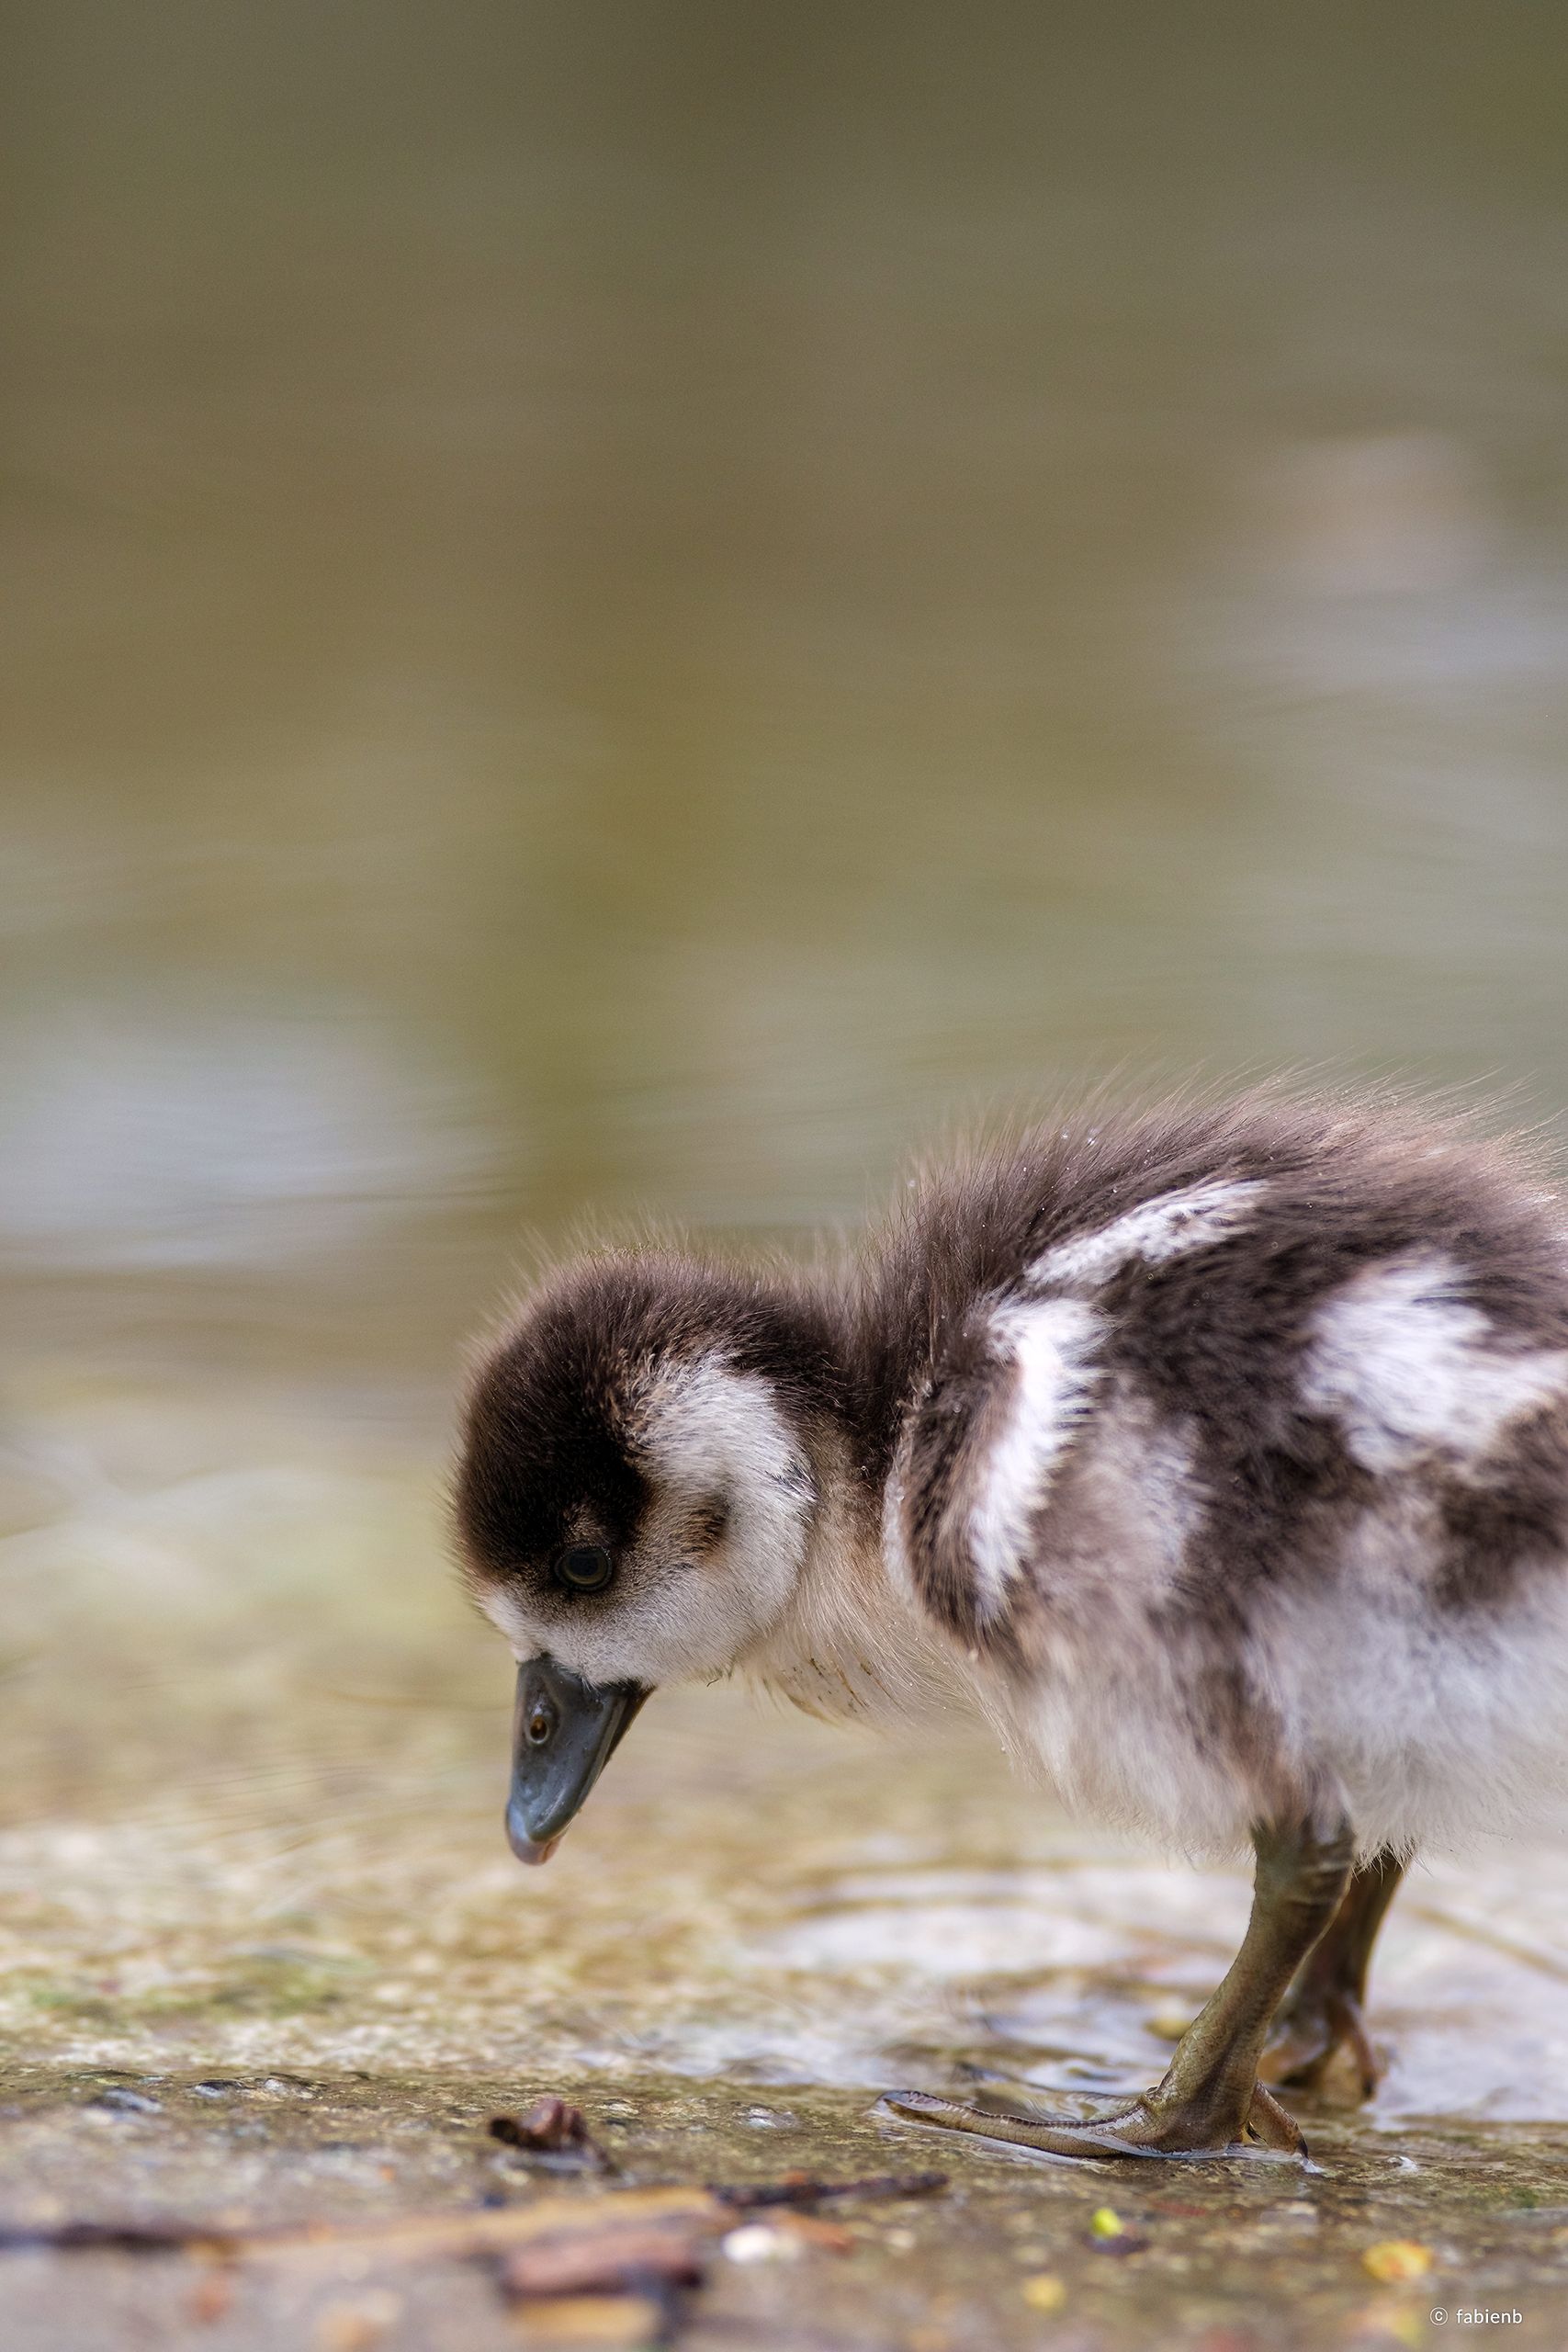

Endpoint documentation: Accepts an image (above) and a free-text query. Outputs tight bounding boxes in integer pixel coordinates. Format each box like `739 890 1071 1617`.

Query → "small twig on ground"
0 2222 236 2256
0 2188 722 2267
499 2224 707 2298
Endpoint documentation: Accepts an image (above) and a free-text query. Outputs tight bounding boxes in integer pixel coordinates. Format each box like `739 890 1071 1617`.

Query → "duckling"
454 1091 1568 2159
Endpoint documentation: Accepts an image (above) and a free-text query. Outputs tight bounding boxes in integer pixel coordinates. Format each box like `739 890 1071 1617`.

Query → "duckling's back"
861 1091 1568 1855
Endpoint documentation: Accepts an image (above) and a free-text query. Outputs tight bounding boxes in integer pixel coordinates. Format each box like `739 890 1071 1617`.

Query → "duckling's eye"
555 1543 615 1594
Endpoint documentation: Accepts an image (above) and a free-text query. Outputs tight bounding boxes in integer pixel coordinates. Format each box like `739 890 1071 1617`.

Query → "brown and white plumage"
454 1088 1568 2153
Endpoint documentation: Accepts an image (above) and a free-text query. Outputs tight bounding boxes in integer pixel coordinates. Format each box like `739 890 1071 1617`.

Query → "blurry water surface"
5 2 1568 1389
5 2 1568 2147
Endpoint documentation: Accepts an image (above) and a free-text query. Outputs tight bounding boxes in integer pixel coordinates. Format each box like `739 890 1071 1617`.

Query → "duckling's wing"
892 1288 1106 1652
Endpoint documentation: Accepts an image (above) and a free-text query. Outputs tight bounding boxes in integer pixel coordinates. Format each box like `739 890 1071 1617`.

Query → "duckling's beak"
505 1657 649 1866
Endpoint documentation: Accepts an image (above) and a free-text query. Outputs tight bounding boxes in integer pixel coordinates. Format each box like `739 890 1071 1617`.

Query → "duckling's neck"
740 1417 961 1729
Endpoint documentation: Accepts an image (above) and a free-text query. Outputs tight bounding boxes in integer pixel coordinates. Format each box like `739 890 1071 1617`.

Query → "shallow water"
6 1384 1568 2119
6 6 1568 2344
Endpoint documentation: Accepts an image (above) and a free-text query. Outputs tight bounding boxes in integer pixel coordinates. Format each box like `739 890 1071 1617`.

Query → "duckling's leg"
1259 1849 1403 2099
887 1815 1354 2160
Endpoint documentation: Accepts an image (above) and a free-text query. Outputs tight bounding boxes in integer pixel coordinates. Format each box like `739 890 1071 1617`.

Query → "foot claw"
1245 2081 1308 2154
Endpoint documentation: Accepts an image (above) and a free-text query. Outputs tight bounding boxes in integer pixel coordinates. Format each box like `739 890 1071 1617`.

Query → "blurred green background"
6 1 1568 1403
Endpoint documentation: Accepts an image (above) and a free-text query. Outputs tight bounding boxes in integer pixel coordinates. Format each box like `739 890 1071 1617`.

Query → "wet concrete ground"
3 2067 1568 2351
4 1387 1568 2347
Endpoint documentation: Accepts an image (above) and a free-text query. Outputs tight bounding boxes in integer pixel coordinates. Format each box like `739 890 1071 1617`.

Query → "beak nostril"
507 1660 649 1867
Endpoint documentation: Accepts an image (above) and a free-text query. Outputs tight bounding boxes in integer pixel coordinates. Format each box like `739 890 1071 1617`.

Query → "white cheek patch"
968 1297 1102 1613
1031 1179 1267 1293
634 1353 814 1645
1301 1250 1568 1476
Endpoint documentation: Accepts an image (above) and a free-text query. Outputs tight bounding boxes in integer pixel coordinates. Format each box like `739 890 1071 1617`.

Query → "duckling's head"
455 1251 840 1862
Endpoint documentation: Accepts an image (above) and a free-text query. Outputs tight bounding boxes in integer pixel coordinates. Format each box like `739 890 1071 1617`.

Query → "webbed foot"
884 2077 1305 2161
883 1813 1358 2167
